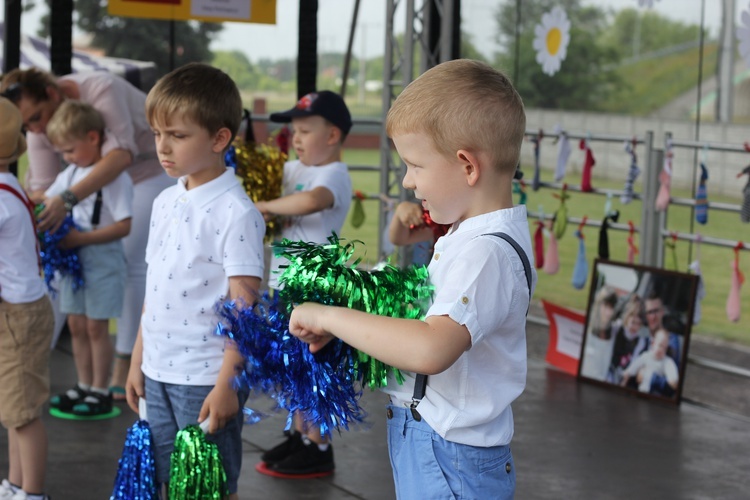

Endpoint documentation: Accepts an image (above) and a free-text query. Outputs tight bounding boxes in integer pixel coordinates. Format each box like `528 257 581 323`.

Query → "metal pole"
50 0 73 76
340 0 361 98
716 0 735 123
3 0 21 73
688 0 708 265
439 0 454 63
3 0 22 177
169 20 176 71
513 0 521 84
641 131 661 267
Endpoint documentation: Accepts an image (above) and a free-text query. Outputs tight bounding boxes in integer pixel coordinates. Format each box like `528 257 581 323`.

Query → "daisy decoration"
533 7 571 76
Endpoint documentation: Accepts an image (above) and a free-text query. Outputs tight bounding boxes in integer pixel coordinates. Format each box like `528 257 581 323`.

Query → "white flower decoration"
533 7 571 76
738 3 750 69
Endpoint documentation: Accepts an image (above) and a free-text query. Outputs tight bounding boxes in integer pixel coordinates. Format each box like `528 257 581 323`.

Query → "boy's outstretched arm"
290 303 471 375
199 275 262 433
256 186 334 217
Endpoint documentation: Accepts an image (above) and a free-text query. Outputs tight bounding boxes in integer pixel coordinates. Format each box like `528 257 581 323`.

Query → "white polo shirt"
141 168 264 385
383 205 536 447
0 173 45 304
268 160 352 288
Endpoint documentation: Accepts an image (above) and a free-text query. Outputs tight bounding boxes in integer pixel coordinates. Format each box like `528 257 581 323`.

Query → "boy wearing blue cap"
254 90 353 476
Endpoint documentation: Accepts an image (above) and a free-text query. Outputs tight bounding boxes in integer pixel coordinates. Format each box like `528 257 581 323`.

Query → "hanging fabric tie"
726 242 744 323
738 165 750 223
579 136 596 193
621 138 640 204
626 221 639 265
543 218 560 275
534 216 545 269
554 127 571 182
664 233 678 271
655 138 673 212
512 178 527 205
598 209 620 260
531 129 544 191
695 146 709 224
275 125 291 156
688 235 705 325
572 217 589 290
350 190 366 228
552 184 570 240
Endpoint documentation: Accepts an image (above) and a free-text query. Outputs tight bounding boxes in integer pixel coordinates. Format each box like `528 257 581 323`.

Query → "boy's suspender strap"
91 190 103 228
409 232 533 421
0 183 42 273
484 232 533 312
69 166 103 228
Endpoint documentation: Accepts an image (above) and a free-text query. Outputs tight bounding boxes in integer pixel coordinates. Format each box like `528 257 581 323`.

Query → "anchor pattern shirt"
141 168 264 385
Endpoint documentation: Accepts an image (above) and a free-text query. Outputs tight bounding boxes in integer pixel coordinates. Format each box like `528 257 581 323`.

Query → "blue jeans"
386 405 515 499
145 376 248 493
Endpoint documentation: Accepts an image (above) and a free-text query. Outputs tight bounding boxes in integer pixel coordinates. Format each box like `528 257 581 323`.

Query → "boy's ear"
46 85 60 103
457 149 481 186
86 129 101 145
327 125 342 145
212 127 233 152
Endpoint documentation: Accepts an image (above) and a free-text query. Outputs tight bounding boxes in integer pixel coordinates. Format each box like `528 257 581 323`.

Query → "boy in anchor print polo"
125 63 264 499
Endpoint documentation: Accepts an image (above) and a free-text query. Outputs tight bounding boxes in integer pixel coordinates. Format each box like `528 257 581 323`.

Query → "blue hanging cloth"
531 130 543 191
571 226 589 290
695 162 708 225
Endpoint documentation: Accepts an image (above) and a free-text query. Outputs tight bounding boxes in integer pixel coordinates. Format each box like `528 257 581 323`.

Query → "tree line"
29 0 708 115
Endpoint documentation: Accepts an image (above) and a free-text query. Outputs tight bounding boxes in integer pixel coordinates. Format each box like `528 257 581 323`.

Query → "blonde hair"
621 295 644 325
46 100 105 146
146 62 241 139
386 59 526 174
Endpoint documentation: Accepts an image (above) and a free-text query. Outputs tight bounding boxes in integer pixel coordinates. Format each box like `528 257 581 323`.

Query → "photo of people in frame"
578 259 699 404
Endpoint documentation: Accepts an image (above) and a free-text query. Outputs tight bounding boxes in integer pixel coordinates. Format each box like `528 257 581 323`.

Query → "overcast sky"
3 0 726 63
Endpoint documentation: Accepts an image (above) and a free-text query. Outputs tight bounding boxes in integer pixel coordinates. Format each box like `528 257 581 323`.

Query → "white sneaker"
0 480 16 500
10 492 49 500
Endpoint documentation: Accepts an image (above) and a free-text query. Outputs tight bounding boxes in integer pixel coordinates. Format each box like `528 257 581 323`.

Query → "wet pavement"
2 308 749 499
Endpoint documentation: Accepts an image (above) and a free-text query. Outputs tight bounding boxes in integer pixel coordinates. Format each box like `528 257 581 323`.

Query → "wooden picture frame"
577 259 699 404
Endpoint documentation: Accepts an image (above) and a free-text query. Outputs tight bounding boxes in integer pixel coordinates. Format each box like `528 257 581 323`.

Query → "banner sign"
542 299 585 376
109 0 276 25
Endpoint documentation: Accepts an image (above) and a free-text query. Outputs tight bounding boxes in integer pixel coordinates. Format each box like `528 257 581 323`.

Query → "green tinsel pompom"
274 233 434 388
168 425 227 500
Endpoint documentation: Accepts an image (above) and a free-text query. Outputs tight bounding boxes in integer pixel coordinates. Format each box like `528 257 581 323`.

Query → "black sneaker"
261 431 304 465
71 391 113 416
50 384 88 412
269 440 335 475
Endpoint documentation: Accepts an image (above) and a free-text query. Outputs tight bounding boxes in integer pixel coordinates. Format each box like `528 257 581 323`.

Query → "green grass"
603 43 719 116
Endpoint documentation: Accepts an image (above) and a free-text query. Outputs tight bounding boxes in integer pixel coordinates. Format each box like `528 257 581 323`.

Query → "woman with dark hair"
1 68 173 400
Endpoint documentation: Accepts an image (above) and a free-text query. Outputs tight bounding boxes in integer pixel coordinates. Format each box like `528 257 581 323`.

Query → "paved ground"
1 306 749 499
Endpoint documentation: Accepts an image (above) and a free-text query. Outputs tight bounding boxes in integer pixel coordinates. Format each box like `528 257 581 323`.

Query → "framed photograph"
577 259 699 404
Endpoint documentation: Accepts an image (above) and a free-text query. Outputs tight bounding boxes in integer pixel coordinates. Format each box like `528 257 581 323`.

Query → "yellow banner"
108 0 276 25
